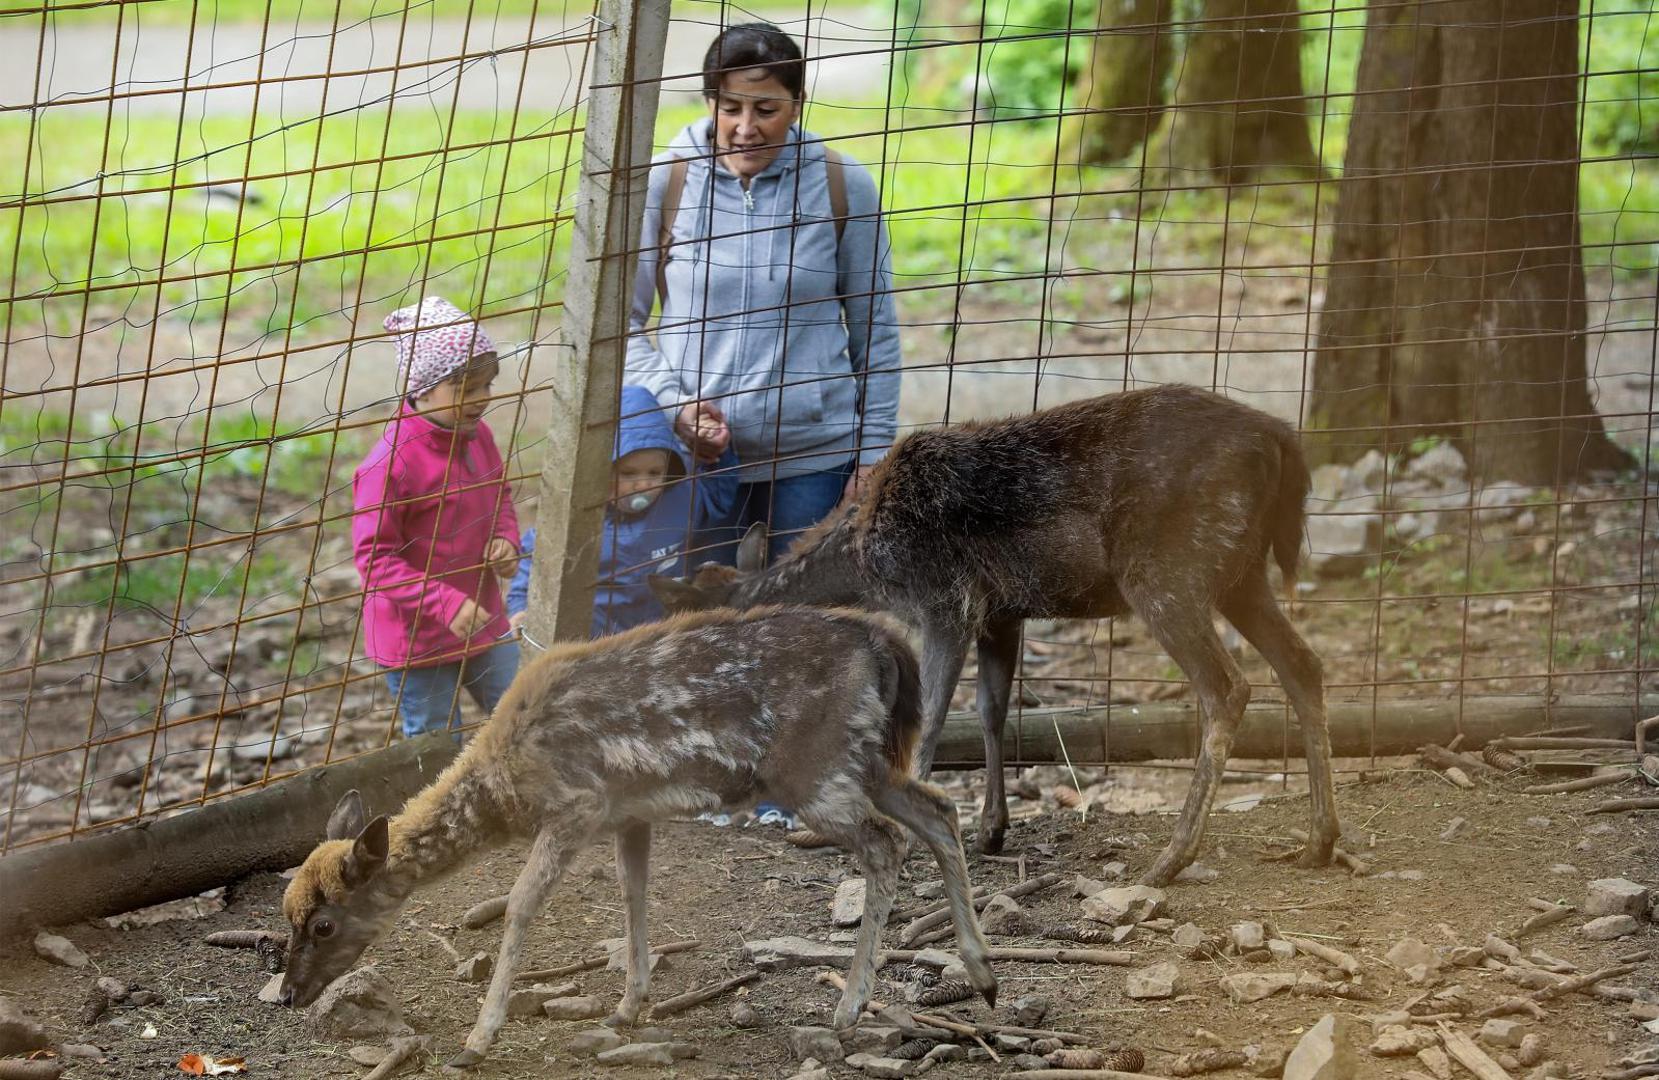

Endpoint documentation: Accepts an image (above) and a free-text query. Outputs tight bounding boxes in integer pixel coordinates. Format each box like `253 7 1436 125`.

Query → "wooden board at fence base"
929 693 1652 767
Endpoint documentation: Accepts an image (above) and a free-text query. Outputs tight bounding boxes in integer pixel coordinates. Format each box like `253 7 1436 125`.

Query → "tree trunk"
1060 0 1174 165
1307 0 1635 484
1155 0 1322 180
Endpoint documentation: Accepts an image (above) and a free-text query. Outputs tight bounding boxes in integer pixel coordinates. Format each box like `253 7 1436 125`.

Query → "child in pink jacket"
353 296 520 738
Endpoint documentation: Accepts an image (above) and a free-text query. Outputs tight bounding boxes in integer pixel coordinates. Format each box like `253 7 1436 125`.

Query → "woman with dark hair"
627 21 902 564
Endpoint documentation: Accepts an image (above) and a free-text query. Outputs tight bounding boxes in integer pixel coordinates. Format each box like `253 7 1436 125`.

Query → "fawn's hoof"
974 825 1006 856
603 1010 639 1030
444 1048 485 1070
1296 844 1336 869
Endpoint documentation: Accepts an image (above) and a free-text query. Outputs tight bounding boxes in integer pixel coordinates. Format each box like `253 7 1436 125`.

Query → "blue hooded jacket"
509 386 737 638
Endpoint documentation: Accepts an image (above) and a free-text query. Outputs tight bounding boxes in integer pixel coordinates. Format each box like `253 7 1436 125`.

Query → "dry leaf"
178 1053 247 1075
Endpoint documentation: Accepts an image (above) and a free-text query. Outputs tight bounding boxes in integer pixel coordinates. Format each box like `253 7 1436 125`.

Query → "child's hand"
486 536 518 579
449 598 492 640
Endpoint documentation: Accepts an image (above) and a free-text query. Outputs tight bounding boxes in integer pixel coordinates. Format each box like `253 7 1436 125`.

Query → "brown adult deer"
650 384 1340 886
278 606 996 1069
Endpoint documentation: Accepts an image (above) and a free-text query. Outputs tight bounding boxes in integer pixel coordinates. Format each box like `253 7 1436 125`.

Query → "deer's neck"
738 521 869 609
383 761 503 894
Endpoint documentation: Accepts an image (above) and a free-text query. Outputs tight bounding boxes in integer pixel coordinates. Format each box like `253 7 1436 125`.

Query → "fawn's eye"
312 918 335 939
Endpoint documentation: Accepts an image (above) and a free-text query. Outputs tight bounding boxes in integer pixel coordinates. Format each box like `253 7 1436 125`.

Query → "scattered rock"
1547 863 1577 875
507 989 552 1018
1580 914 1640 940
1477 482 1535 524
730 1002 762 1029
1408 442 1467 486
455 952 492 983
1174 863 1219 884
841 1026 903 1054
93 977 128 1003
33 933 88 969
1417 1044 1454 1080
1251 1045 1289 1077
1125 961 1184 1000
1268 939 1296 962
55 1043 104 1062
1011 995 1048 1027
570 1028 627 1056
1220 972 1297 1003
832 879 867 927
0 999 50 1054
844 1052 916 1078
1515 1033 1545 1067
922 1043 966 1065
1370 1025 1439 1056
1072 876 1107 898
543 996 607 1021
978 895 1024 936
1480 1018 1533 1048
1525 816 1553 829
1172 922 1209 951
913 880 945 900
1385 937 1441 983
789 1026 845 1064
1585 878 1650 919
1283 1013 1361 1080
595 1042 676 1067
599 938 669 974
348 1045 388 1067
1080 885 1166 926
256 974 286 1004
745 937 855 971
1230 921 1267 952
305 966 412 1040
1439 817 1469 840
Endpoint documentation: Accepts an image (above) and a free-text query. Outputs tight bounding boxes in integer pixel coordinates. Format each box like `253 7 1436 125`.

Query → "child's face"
611 448 672 513
417 355 499 433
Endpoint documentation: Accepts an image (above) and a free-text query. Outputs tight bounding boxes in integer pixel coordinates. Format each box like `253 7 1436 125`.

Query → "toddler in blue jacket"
508 385 737 639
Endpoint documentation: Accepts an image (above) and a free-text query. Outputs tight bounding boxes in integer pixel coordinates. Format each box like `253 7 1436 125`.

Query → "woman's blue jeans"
697 462 853 566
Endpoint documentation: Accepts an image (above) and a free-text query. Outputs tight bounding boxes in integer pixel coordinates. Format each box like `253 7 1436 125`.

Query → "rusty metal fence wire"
2 0 1655 852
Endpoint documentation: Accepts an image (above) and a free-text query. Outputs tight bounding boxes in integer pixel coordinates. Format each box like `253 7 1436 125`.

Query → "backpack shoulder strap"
655 156 689 301
824 148 847 243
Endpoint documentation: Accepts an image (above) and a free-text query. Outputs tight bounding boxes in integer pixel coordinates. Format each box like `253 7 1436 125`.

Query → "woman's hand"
675 402 731 464
448 598 492 640
841 464 876 506
485 536 519 579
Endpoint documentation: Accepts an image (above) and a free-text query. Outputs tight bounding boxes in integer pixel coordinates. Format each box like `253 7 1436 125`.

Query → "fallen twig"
1587 797 1659 814
362 1035 430 1080
648 970 760 1019
0 1061 62 1080
1637 714 1659 755
1521 770 1634 795
1437 1023 1515 1080
514 939 702 983
1279 934 1360 975
1489 736 1635 751
814 971 1089 1046
1419 743 1501 778
1604 1066 1659 1080
1528 962 1641 1003
203 930 281 949
1007 1071 1176 1080
899 873 1065 945
1287 828 1369 875
460 895 509 929
1515 900 1576 937
1473 996 1548 1021
891 885 990 925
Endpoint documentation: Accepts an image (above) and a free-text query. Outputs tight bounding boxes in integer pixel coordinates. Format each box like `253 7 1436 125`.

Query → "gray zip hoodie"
625 120 902 482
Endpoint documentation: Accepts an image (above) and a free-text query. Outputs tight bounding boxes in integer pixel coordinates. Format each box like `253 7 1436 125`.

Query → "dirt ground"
2 762 1655 1078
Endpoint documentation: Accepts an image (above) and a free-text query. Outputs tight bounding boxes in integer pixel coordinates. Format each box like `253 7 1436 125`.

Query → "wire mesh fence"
2 0 1654 853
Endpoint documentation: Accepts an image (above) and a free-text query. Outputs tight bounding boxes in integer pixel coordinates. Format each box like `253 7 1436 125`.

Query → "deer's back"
857 385 1303 619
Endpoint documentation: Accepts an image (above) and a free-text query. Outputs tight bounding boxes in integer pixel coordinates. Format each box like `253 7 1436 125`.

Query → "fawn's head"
648 523 769 612
279 790 403 1007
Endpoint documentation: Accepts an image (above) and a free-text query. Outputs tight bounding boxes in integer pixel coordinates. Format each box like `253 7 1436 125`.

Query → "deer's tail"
1271 427 1311 595
878 627 924 779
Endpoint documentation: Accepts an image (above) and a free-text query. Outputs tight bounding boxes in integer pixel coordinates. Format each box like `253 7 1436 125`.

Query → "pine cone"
1045 1047 1145 1071
915 979 976 1008
890 1038 937 1060
1168 1047 1248 1075
256 935 287 974
1042 923 1118 946
1482 746 1526 772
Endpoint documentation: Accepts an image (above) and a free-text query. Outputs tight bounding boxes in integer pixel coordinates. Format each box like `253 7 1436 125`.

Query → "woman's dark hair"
702 22 804 101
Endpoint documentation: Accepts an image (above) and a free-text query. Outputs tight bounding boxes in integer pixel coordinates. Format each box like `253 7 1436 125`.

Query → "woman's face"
707 68 801 181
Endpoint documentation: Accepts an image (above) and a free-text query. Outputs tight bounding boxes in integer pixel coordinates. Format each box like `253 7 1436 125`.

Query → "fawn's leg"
973 619 1021 855
1221 573 1340 867
1130 587 1250 887
910 623 969 779
873 777 997 1007
822 814 905 1029
608 819 652 1026
452 825 581 1068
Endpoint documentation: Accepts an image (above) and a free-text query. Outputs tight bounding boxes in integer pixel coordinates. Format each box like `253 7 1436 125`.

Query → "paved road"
0 5 892 120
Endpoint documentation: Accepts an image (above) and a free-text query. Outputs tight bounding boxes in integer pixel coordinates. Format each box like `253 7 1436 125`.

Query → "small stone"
570 1028 627 1056
1398 869 1426 881
1548 863 1577 875
1220 972 1297 1003
1080 884 1166 926
1230 921 1267 952
1101 860 1129 880
256 974 286 1005
1385 937 1441 983
94 977 128 1003
832 878 867 927
841 1026 902 1054
1172 922 1208 949
1526 816 1553 828
1011 995 1048 1026
1283 1013 1361 1080
913 880 945 900
1580 914 1640 940
1439 818 1469 841
844 1052 915 1078
1417 1045 1454 1080
455 952 492 982
126 990 165 1008
730 1002 761 1029
790 1071 831 1080
543 996 608 1021
1174 863 1219 883
1072 876 1106 898
745 937 855 971
33 932 88 969
1585 878 1650 918
0 999 51 1054
56 1043 104 1062
348 1045 388 1067
1480 1018 1533 1048
1125 960 1184 999
1010 1054 1049 1070
1268 939 1296 961
992 1033 1030 1052
306 966 412 1040
922 1043 966 1065
630 1027 673 1044
506 989 549 1018
596 1042 675 1067
1370 1025 1439 1056
789 1026 845 1064
978 894 1024 936
1515 1033 1545 1067
1251 1046 1289 1077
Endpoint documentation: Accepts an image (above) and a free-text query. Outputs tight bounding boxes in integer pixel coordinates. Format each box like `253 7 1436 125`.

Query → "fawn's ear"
648 574 703 611
341 815 390 888
326 789 367 841
736 523 769 573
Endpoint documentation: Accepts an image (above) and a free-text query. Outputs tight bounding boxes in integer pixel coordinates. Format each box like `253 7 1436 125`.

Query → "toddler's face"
417 355 499 433
612 448 672 514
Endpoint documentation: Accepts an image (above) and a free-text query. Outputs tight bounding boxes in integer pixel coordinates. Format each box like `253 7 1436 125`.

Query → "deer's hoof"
831 1004 862 1031
444 1049 485 1070
603 1010 638 1030
974 827 1006 856
1295 844 1336 870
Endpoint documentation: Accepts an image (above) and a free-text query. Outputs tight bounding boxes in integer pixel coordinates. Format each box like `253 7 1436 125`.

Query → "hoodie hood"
615 384 688 471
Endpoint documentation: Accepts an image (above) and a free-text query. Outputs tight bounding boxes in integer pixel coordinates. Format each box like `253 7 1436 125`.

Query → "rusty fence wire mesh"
2 0 1655 852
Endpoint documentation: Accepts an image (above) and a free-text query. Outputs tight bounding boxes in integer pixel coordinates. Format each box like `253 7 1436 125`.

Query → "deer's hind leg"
452 820 588 1069
973 619 1021 855
795 810 905 1030
1129 584 1251 887
607 819 652 1027
873 776 997 1008
1220 572 1340 868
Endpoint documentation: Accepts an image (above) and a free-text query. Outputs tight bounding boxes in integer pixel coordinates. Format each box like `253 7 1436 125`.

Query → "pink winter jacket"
352 403 518 668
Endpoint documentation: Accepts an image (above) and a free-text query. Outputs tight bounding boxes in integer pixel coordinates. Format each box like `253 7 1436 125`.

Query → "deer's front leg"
607 819 651 1027
451 827 574 1069
973 620 1021 855
909 625 969 779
